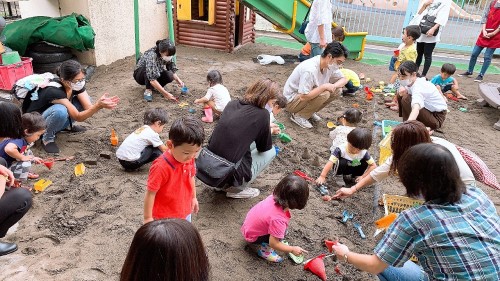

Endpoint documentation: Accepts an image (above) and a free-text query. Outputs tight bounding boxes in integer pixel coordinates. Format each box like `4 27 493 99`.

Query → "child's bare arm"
316 160 335 184
452 77 458 87
194 97 209 104
191 176 199 214
143 190 156 224
4 143 31 162
158 144 168 153
269 235 308 256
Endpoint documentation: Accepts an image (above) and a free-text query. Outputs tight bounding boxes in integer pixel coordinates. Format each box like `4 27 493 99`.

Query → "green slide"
240 0 310 44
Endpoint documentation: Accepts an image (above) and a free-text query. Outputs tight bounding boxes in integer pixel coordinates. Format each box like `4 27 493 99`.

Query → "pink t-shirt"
241 195 291 242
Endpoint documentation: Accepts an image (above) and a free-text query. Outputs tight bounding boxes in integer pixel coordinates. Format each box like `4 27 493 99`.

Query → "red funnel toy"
304 254 327 281
324 240 338 253
43 158 54 170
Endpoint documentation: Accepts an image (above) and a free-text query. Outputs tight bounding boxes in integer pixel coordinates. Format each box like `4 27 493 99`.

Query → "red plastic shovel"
293 170 314 182
364 86 374 100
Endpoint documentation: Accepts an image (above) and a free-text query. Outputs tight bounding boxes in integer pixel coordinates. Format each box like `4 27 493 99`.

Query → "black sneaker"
458 71 473 77
42 141 60 154
474 75 483 82
341 89 356 97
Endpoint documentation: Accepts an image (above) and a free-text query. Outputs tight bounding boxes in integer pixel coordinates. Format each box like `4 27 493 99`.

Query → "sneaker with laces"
458 71 473 77
310 113 322 122
474 75 483 82
290 114 313 129
143 90 153 102
226 186 260 199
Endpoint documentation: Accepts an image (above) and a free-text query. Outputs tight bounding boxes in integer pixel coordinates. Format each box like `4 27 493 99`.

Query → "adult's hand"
97 93 120 109
320 38 327 49
0 165 14 187
398 86 408 97
332 187 356 199
177 79 185 87
324 83 338 93
424 0 433 6
331 243 350 260
164 92 178 102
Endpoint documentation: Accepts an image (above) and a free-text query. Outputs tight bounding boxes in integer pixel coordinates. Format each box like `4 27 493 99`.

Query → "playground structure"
174 0 368 60
173 0 256 52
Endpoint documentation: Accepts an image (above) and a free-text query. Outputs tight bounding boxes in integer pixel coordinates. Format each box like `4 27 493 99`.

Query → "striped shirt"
375 186 500 280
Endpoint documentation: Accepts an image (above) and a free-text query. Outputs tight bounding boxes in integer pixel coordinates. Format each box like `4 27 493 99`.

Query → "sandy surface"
1 42 499 281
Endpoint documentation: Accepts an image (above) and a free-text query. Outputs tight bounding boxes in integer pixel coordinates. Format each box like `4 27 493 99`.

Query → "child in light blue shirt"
430 63 468 100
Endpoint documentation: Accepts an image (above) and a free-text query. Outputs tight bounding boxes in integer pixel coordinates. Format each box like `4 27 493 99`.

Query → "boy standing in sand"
143 117 205 223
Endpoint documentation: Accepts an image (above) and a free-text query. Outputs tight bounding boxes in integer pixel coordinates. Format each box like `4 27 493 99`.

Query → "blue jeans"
248 142 276 184
378 261 427 281
310 43 324 57
298 52 310 62
467 45 496 76
42 98 84 143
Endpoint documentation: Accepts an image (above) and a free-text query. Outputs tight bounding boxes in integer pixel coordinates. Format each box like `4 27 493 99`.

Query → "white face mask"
162 56 173 62
399 79 411 87
264 103 272 113
70 80 85 91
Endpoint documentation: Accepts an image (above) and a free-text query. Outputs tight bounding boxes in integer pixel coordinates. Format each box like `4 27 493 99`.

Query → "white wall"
19 0 170 66
19 0 60 18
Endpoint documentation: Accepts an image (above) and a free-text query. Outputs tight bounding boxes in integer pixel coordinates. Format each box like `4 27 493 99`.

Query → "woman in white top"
333 120 475 199
304 0 333 57
414 0 451 77
396 61 448 130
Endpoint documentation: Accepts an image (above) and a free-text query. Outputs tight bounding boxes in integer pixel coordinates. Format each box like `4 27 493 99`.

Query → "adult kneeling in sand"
198 78 279 199
396 61 447 130
24 60 120 153
0 102 32 256
331 143 499 280
333 120 475 200
284 41 348 129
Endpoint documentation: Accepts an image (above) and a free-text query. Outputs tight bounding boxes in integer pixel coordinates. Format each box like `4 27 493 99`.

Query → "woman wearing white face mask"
396 61 447 130
133 39 184 102
24 60 120 153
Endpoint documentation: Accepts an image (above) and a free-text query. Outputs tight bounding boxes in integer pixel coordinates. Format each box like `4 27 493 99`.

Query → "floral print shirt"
135 47 177 81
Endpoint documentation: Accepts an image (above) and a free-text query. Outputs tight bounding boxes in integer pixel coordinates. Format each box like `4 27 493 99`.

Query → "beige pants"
286 89 340 119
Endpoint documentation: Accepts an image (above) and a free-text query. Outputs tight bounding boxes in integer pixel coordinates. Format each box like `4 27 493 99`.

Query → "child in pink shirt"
241 175 309 262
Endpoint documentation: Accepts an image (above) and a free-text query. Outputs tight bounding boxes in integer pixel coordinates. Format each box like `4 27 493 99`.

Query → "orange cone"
304 254 327 281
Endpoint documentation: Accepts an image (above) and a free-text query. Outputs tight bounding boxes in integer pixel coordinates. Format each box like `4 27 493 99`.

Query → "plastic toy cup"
274 145 280 155
394 49 400 57
181 86 189 94
276 122 285 130
278 133 292 143
327 121 336 129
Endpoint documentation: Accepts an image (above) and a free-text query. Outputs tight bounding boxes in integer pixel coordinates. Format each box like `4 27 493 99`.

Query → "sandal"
28 172 39 179
257 243 284 263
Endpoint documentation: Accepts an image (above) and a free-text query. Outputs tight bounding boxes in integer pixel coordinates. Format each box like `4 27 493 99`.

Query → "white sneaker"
290 114 313 129
226 186 260 199
310 113 322 122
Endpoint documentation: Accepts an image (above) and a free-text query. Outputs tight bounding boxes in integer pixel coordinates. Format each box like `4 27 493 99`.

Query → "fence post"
403 0 420 26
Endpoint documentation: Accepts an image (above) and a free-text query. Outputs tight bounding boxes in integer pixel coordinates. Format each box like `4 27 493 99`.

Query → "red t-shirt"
147 150 196 219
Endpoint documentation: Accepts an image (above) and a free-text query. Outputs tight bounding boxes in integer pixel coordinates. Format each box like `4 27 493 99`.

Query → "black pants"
335 158 368 177
345 81 360 93
119 146 162 171
133 66 174 90
252 234 271 245
416 42 436 77
0 157 32 238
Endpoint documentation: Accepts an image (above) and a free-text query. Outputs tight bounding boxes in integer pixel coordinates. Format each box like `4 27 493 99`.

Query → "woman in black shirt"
25 60 120 153
0 102 32 256
133 39 184 102
205 78 279 199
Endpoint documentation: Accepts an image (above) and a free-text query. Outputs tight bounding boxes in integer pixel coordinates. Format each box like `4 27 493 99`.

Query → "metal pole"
134 0 140 62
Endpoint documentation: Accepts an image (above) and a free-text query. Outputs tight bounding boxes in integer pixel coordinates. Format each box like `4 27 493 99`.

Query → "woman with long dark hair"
24 60 120 153
0 102 33 256
133 39 184 102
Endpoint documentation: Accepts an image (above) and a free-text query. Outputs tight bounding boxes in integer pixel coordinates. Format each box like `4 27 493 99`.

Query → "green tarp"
2 13 95 55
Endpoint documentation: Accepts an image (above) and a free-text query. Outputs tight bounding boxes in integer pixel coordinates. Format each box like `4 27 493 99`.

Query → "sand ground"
1 42 499 281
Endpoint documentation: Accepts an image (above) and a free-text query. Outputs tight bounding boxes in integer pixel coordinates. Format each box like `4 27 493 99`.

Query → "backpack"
10 73 62 112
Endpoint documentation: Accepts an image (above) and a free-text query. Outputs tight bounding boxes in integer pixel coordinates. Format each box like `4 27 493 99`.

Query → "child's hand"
354 176 362 183
191 197 199 214
290 246 308 256
271 127 281 135
316 176 326 185
32 157 43 164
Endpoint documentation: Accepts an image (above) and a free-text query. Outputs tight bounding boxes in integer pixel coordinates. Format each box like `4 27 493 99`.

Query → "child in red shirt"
241 175 309 262
143 117 205 223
